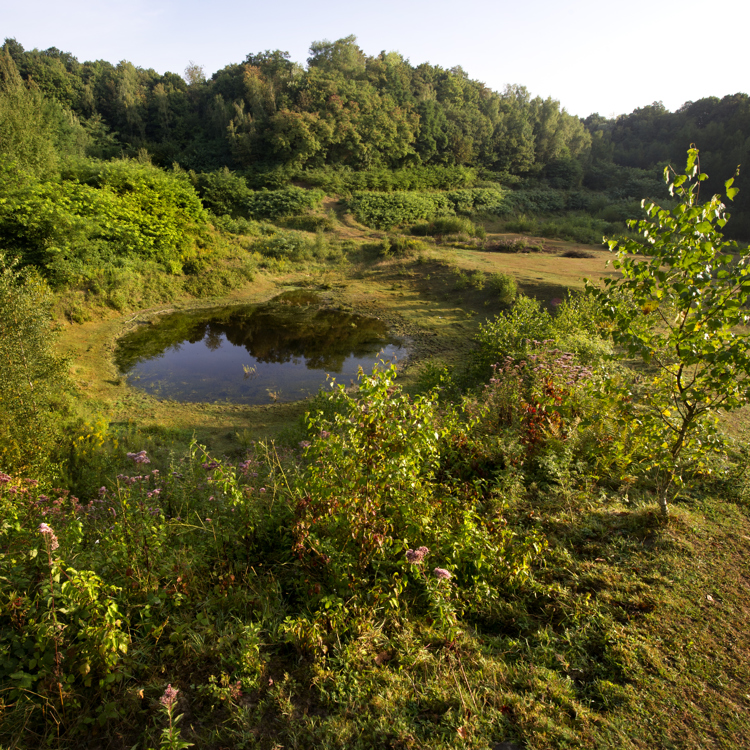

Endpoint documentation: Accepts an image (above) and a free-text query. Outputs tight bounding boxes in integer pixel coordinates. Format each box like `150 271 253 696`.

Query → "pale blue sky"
2 0 748 118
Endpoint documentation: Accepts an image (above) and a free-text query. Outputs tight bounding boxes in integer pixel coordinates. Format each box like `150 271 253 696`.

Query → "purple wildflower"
127 450 150 465
299 440 311 449
98 486 107 497
0 472 11 484
433 567 452 580
405 546 430 564
38 522 59 551
160 683 179 708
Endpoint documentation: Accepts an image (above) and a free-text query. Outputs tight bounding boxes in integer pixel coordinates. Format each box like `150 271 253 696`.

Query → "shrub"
381 234 428 257
348 191 455 229
251 231 315 260
193 167 254 217
411 216 484 238
488 272 518 306
246 187 325 220
0 255 70 473
296 365 546 610
349 188 507 229
2 159 210 275
503 214 536 233
561 249 594 258
471 296 554 378
280 214 336 233
293 165 478 195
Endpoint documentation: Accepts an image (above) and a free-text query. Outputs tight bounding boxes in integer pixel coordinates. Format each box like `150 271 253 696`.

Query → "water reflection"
115 293 403 404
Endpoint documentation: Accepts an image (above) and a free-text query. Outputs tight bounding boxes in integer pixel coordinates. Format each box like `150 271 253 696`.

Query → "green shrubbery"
0 363 550 744
411 216 486 238
246 186 325 220
348 187 507 229
193 169 325 221
0 256 70 473
292 165 478 195
487 272 518 306
1 159 210 277
504 212 624 245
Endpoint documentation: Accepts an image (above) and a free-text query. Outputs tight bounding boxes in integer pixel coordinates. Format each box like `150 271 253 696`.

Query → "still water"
115 292 404 405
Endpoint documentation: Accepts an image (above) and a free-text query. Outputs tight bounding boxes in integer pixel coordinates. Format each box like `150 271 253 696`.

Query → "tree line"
1 34 749 236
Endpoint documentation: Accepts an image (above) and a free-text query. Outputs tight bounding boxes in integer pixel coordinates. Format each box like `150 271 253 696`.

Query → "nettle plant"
592 147 750 514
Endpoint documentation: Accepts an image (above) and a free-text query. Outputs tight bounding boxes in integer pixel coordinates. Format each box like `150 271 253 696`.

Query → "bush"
411 216 484 238
0 256 70 473
349 188 507 229
193 167 254 217
297 365 546 606
380 234 428 257
251 231 315 260
211 214 270 236
293 165 478 195
246 187 325 220
503 214 536 233
471 296 554 378
280 214 336 233
2 159 210 275
506 189 567 214
488 272 518 306
348 191 455 229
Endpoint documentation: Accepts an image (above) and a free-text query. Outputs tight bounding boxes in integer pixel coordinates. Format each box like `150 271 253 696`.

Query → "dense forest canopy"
1 34 749 235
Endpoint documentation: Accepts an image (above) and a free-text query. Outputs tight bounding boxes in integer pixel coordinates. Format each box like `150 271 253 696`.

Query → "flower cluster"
160 683 179 708
38 522 59 551
405 546 430 564
529 349 593 387
126 450 151 465
433 567 452 580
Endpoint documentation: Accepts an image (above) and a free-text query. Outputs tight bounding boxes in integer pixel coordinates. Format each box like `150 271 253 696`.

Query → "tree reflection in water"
115 293 404 405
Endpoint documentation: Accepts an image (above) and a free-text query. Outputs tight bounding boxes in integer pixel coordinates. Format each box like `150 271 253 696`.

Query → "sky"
2 0 748 119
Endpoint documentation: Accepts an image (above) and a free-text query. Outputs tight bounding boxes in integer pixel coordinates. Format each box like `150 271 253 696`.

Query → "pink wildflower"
160 683 179 708
433 567 452 580
127 450 150 465
38 522 59 551
405 546 430 564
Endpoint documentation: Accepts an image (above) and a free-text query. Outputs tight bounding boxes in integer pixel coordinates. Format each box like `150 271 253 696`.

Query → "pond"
114 291 405 405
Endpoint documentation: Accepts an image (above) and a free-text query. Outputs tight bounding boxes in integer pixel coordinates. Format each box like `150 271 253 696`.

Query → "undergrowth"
3 291 749 748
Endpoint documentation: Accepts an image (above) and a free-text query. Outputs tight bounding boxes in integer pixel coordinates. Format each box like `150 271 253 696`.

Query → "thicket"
192 169 325 221
348 188 507 229
292 165 478 195
0 256 70 474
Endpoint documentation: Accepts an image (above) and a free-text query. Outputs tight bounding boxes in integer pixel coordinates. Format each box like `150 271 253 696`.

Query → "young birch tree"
592 147 750 515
